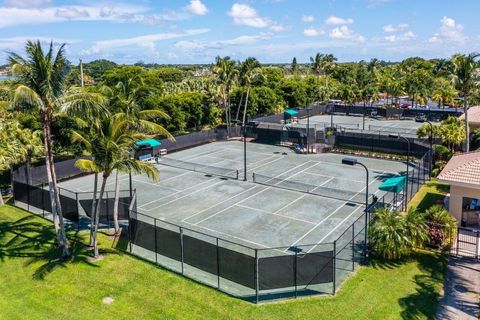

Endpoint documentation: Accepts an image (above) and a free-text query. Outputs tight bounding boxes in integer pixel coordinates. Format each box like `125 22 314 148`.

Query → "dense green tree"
277 78 307 108
451 52 480 152
9 40 70 258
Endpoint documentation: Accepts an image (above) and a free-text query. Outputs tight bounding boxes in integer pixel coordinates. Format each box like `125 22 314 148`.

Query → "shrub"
369 208 429 260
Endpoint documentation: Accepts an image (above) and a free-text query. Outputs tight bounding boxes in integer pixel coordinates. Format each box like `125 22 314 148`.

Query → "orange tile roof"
438 151 480 186
459 106 480 124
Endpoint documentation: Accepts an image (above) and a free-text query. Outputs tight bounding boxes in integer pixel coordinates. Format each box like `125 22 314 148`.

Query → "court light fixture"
341 157 358 166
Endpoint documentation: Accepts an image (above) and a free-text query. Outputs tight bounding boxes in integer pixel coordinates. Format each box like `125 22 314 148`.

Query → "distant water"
0 76 12 81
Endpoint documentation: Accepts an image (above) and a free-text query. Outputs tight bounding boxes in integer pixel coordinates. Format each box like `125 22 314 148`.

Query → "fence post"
180 227 185 274
255 249 259 304
456 228 460 256
476 231 479 260
27 182 30 212
352 224 355 271
76 192 80 232
216 238 220 289
294 250 298 298
154 218 158 265
333 240 337 295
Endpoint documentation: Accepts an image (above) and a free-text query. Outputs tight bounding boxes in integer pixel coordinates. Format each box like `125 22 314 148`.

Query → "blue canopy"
378 176 406 193
135 138 161 148
284 109 298 116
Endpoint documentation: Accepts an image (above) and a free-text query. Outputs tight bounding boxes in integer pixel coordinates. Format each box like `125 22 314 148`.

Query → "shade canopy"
378 176 406 193
135 138 161 148
284 109 299 116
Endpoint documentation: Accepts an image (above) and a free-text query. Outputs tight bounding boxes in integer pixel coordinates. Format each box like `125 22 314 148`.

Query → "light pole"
306 107 312 154
233 119 258 181
425 120 434 178
389 134 410 210
342 157 370 262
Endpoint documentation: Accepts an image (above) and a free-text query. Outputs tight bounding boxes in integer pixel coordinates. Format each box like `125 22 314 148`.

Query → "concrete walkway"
436 256 480 319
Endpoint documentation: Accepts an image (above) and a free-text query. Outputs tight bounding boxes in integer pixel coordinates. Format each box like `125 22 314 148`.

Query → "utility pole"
79 59 84 87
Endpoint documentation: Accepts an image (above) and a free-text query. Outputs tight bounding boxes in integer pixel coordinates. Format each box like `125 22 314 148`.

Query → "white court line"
235 204 317 225
139 177 217 208
180 148 226 161
287 172 382 251
182 221 278 250
189 161 314 225
310 188 383 251
254 164 334 222
77 175 129 192
142 180 225 211
304 171 364 184
181 185 259 222
244 155 285 172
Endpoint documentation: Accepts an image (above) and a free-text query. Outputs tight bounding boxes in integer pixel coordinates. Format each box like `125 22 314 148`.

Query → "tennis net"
252 172 373 204
158 157 239 179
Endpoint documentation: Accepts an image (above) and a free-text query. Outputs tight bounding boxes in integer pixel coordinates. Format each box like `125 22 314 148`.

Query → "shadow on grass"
0 214 119 280
399 252 447 320
369 251 448 319
416 192 446 212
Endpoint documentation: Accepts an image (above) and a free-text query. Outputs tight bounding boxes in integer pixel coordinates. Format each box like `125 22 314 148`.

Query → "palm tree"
213 57 238 137
310 53 337 102
108 79 172 235
451 52 480 152
73 116 159 257
8 40 70 258
239 57 261 125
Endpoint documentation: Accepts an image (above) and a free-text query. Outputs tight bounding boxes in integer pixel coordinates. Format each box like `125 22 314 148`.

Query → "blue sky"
0 0 478 64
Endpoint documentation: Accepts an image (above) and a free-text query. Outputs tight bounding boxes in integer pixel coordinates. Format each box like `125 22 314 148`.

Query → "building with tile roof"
438 151 480 227
459 106 480 131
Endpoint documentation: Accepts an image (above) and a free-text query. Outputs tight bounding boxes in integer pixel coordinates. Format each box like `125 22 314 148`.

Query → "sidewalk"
436 256 480 320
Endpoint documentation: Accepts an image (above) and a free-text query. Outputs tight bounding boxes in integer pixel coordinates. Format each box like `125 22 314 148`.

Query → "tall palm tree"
73 116 159 257
8 40 70 258
451 52 480 152
310 53 337 101
108 79 172 234
213 57 238 137
239 57 261 125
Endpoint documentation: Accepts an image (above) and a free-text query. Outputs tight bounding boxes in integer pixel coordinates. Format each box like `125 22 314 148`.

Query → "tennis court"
59 141 408 250
294 114 426 136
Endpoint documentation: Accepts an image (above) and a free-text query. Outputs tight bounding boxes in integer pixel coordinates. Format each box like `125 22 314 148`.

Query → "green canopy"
378 176 406 193
284 109 298 116
135 138 161 148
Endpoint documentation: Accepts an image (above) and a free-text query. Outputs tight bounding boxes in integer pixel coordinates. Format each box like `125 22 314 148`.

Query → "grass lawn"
0 204 448 320
408 179 450 212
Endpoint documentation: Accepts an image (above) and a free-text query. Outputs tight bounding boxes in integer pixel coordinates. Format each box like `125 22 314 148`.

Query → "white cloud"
329 26 365 42
428 16 466 45
325 15 353 25
384 31 415 42
228 3 285 31
174 33 273 51
81 29 210 56
185 0 208 16
303 28 324 37
382 23 408 33
301 15 314 23
4 0 51 7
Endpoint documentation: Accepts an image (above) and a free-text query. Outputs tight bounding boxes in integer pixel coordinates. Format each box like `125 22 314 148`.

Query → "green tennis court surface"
293 114 425 136
58 141 409 250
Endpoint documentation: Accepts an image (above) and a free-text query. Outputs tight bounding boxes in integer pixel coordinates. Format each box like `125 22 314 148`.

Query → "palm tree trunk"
93 174 108 258
113 170 121 235
89 172 98 246
0 188 4 206
43 113 69 258
464 94 470 152
242 87 250 125
236 91 244 121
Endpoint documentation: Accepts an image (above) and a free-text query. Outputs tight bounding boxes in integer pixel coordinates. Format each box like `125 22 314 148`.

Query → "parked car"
400 103 412 108
415 114 427 122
